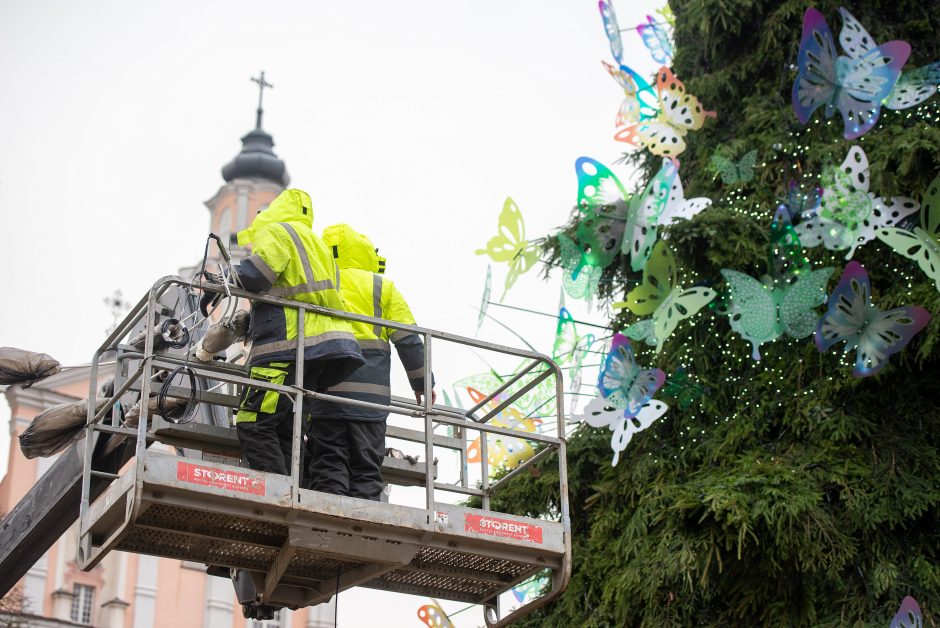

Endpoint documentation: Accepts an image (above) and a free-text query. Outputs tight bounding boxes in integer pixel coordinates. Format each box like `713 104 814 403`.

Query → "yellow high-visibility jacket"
235 190 364 388
311 223 431 421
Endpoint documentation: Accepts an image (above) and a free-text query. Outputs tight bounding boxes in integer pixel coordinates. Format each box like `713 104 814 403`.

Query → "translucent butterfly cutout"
815 261 930 377
890 596 922 628
602 60 659 126
417 601 454 628
710 149 758 186
597 333 665 418
454 361 555 416
465 387 542 471
886 62 940 110
512 572 550 604
792 7 910 140
477 265 492 332
795 146 919 259
553 307 595 388
598 0 624 66
613 241 716 353
615 66 716 158
877 174 940 292
723 208 835 360
575 156 634 270
558 233 603 302
475 197 540 300
577 395 669 466
778 179 822 224
622 158 712 272
637 15 673 65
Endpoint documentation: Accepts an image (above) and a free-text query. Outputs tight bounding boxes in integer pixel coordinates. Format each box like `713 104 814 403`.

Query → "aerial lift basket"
76 276 571 626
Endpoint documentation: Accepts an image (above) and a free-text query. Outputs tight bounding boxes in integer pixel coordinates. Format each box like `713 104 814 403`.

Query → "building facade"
0 97 337 628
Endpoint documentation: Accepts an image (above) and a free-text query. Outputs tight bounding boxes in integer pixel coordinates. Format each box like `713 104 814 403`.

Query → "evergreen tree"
496 1 940 624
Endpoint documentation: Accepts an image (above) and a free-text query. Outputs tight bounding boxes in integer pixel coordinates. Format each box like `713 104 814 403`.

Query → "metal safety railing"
78 275 571 623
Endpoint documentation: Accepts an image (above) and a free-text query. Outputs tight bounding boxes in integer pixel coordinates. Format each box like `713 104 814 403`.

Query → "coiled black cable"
157 365 199 424
160 318 191 349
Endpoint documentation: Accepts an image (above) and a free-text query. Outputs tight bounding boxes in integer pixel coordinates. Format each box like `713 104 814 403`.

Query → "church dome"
221 126 290 187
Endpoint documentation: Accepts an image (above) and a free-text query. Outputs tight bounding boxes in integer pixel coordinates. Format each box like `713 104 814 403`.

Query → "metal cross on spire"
250 70 273 129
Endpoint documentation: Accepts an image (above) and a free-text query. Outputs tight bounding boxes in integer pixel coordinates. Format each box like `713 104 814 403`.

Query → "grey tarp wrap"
193 310 250 362
18 398 107 459
123 396 187 428
0 347 61 388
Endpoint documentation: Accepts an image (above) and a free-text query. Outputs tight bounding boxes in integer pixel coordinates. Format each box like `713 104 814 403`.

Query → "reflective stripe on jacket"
235 190 364 388
310 224 431 422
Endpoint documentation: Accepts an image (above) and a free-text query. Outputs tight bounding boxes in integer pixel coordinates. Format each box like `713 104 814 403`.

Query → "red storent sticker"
176 462 266 496
464 514 543 544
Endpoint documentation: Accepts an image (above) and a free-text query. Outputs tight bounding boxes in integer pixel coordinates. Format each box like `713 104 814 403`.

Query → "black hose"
157 365 199 424
160 319 191 349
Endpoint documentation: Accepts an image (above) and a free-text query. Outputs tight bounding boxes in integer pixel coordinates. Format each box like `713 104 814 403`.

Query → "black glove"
199 290 222 317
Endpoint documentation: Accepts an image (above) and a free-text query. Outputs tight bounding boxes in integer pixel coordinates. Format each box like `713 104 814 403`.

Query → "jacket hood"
237 189 313 246
322 224 382 273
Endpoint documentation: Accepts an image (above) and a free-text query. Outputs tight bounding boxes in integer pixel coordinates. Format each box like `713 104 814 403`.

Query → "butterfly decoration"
598 0 624 66
877 174 940 292
597 333 666 417
768 201 812 280
512 572 550 604
453 361 556 416
553 307 596 391
614 66 716 159
778 179 822 224
602 61 659 126
558 233 603 301
477 265 492 332
816 261 930 377
475 197 541 300
655 4 675 28
576 157 711 271
795 146 919 259
613 241 717 353
722 207 835 360
417 601 455 628
661 368 708 410
890 596 922 628
637 15 673 66
886 61 940 110
575 156 633 270
578 395 669 466
465 387 542 471
792 7 910 140
710 149 758 186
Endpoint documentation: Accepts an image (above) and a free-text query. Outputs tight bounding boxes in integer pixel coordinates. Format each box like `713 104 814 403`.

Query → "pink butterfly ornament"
815 262 930 377
792 7 910 140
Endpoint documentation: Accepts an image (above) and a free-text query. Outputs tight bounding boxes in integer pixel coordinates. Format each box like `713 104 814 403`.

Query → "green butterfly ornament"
796 146 918 259
613 241 716 353
722 209 835 360
877 174 940 292
710 149 758 186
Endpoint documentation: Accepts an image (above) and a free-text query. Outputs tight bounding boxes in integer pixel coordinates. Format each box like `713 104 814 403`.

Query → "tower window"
70 584 95 624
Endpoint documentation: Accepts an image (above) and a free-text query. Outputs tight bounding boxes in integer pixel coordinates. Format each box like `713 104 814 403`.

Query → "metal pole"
479 428 490 511
422 333 434 517
291 307 304 490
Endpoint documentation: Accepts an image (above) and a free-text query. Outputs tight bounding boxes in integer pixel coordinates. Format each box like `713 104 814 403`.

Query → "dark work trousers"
306 419 386 500
235 361 321 477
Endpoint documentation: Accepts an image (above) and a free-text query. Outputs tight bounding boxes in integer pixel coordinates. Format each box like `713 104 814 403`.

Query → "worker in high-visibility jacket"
306 224 434 500
219 190 364 476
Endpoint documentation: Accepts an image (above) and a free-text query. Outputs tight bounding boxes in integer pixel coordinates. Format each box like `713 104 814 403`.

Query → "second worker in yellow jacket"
305 224 434 500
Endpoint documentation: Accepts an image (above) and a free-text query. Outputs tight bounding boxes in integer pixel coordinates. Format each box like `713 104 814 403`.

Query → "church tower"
203 71 289 261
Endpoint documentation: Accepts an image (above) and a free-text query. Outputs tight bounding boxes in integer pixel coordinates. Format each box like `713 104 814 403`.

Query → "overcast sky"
0 1 663 624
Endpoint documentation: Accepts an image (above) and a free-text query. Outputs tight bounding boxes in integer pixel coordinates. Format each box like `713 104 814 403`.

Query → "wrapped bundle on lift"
0 347 61 388
19 398 107 458
192 310 250 362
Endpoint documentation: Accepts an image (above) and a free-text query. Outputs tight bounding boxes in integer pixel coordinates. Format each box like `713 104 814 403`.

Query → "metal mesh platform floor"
80 453 565 607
